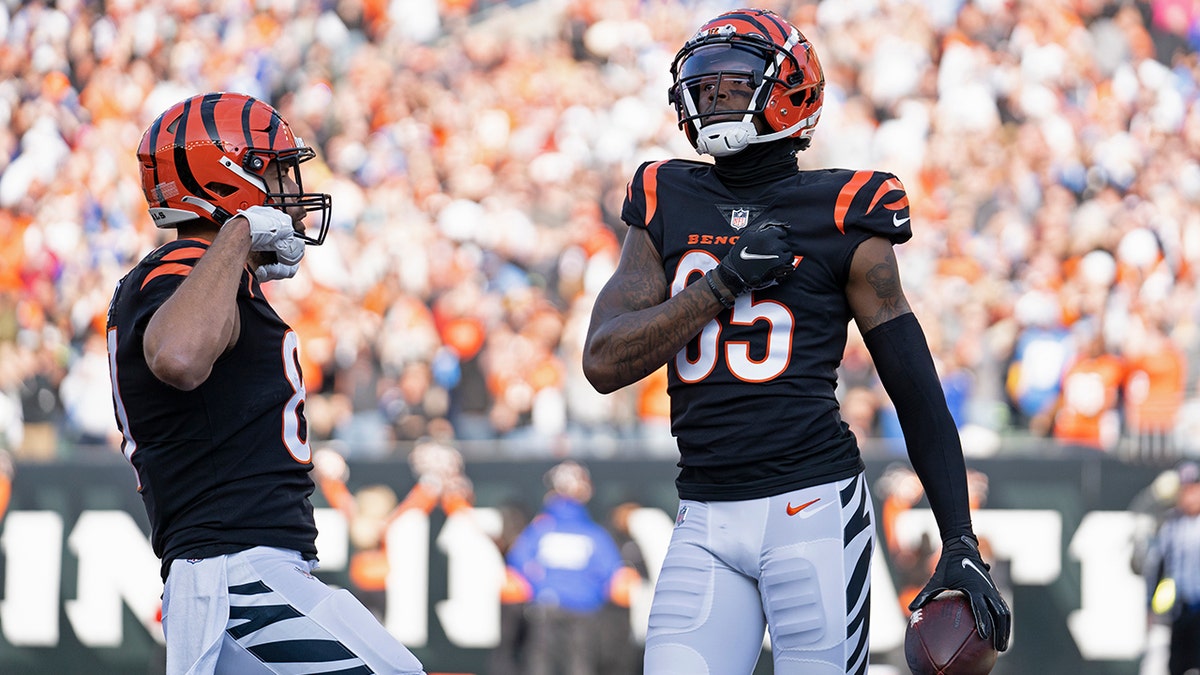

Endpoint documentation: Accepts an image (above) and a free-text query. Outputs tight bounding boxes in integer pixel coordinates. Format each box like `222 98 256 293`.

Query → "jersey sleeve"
127 240 209 333
620 160 674 252
620 161 655 231
832 169 913 244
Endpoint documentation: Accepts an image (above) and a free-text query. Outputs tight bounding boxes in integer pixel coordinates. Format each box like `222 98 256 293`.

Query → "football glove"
254 259 301 283
253 236 305 283
239 205 296 251
910 534 1012 651
239 206 305 282
717 221 796 295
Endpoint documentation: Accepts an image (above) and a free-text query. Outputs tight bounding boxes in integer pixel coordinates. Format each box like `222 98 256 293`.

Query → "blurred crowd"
1 0 1199 463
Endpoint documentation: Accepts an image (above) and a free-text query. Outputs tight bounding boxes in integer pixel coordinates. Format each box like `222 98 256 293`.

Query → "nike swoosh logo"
786 498 821 516
740 249 779 260
893 214 910 227
961 558 996 589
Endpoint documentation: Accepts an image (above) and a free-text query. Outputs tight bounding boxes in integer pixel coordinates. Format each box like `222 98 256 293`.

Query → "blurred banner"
0 452 1172 675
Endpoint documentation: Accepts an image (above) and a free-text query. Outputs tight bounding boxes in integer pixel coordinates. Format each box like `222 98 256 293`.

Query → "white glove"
238 205 295 252
254 258 301 283
255 234 305 282
239 206 306 282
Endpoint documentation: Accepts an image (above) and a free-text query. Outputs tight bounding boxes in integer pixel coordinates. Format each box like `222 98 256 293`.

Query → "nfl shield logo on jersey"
730 208 750 230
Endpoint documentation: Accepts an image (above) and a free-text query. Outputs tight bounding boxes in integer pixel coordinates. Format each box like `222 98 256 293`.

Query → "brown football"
904 591 997 675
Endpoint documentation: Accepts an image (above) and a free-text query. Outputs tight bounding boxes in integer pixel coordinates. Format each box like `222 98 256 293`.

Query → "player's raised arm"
583 221 799 393
583 226 719 393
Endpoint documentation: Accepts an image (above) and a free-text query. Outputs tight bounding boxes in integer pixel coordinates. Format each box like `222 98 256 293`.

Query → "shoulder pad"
138 239 209 291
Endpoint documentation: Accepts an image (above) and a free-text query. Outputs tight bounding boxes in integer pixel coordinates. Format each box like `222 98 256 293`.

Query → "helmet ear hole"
789 89 821 107
205 182 238 197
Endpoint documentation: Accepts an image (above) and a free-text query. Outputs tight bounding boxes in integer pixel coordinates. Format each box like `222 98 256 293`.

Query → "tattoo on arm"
586 230 724 392
604 280 716 385
858 247 910 332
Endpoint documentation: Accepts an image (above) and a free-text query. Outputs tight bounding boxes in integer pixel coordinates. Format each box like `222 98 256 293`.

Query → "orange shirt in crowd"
1125 341 1187 433
1053 353 1126 449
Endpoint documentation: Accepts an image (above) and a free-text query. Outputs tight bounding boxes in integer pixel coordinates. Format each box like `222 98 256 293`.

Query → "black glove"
717 221 796 295
910 534 1012 651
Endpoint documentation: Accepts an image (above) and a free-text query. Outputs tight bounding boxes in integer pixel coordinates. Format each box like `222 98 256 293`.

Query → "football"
905 591 997 675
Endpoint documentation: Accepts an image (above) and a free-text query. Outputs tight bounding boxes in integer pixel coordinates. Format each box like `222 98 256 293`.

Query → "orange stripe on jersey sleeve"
868 176 908 212
140 263 192 289
833 170 873 234
642 160 668 226
160 247 203 262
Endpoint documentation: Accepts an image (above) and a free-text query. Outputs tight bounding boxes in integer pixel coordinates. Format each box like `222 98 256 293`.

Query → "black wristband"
705 269 736 308
715 264 746 296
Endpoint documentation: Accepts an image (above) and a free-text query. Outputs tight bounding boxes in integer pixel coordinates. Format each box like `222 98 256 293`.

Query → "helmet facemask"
246 146 332 245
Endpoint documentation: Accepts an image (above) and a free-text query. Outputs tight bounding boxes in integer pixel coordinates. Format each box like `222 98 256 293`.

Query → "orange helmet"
669 9 824 157
137 92 331 244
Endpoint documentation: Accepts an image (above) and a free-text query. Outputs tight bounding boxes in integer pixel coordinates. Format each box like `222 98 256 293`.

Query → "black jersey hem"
676 457 864 501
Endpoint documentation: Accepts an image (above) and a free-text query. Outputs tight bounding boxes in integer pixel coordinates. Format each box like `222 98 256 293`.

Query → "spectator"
505 460 637 675
598 500 648 675
0 449 12 522
1050 320 1126 451
58 331 118 452
488 501 533 675
1124 316 1188 458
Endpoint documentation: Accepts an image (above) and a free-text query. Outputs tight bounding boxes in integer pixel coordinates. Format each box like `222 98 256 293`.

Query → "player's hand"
254 258 301 283
239 206 305 282
238 205 296 251
717 221 796 295
253 236 305 282
910 534 1011 651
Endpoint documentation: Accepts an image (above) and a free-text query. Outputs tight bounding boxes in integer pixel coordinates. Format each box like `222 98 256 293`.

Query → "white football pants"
644 473 875 675
162 546 426 675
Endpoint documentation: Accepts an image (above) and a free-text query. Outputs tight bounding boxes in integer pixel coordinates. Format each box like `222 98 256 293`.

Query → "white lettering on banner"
385 508 430 645
1067 511 1154 660
894 509 1063 584
65 511 163 646
1 511 63 645
435 508 503 647
892 508 1155 660
0 505 1155 662
869 544 907 652
314 508 349 571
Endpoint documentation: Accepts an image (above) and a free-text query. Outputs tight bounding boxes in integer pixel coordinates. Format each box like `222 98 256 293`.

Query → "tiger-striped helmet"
137 92 331 244
669 9 824 157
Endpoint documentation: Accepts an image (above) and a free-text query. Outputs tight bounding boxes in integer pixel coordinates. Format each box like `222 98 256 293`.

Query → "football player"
582 9 1011 674
107 92 425 675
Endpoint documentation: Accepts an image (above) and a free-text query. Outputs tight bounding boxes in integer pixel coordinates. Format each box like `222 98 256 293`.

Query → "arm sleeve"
863 312 973 542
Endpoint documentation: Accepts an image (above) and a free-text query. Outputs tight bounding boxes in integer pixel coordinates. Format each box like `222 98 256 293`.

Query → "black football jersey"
623 159 914 501
106 238 317 580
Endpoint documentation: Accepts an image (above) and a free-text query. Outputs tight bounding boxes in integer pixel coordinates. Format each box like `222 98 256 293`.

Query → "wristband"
705 269 736 308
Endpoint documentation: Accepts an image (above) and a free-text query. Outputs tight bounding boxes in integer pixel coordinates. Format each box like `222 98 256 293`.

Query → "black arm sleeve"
863 312 973 542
